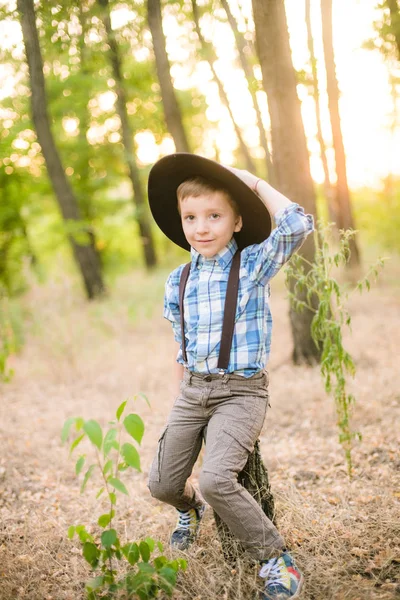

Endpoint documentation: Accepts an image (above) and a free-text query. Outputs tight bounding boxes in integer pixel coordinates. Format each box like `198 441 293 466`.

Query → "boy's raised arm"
225 167 293 216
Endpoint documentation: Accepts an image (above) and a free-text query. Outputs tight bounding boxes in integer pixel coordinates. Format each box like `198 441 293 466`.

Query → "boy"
147 153 314 599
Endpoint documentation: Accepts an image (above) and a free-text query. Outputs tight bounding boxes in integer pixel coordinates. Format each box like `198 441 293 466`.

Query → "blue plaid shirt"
164 203 314 377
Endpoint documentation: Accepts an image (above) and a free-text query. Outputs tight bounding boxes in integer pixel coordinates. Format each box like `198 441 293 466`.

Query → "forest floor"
0 261 399 600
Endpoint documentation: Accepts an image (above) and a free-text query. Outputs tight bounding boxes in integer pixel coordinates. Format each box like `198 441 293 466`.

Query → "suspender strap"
179 262 191 363
217 250 240 371
178 251 241 371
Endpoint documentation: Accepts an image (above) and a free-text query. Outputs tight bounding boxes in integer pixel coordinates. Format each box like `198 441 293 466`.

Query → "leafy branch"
285 222 386 476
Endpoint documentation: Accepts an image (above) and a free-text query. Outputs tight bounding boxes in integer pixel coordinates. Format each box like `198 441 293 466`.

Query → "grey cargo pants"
148 369 285 561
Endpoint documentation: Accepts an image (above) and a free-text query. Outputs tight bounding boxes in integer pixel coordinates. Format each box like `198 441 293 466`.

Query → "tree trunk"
213 441 276 562
387 0 400 61
321 0 360 267
97 0 157 269
17 0 105 300
252 0 320 365
305 0 336 224
191 0 257 174
220 0 274 183
147 0 191 153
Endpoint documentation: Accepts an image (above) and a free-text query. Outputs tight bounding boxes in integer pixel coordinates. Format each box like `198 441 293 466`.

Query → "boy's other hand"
224 166 260 192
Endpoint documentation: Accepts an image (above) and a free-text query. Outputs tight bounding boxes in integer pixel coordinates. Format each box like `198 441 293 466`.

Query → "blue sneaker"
170 505 206 550
259 552 304 599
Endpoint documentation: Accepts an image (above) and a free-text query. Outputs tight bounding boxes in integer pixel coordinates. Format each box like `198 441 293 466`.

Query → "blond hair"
176 176 240 216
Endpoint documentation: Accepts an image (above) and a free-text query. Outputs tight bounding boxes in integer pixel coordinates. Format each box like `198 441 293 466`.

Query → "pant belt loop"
188 371 193 385
222 372 230 385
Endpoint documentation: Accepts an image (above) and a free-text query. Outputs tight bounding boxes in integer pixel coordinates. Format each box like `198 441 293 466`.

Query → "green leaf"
116 400 127 421
101 528 117 548
61 417 76 444
75 417 84 431
103 428 118 456
145 537 155 552
83 542 100 568
98 510 114 528
123 414 144 445
103 459 113 476
137 392 151 408
70 433 85 454
122 542 140 565
67 525 75 539
121 443 141 471
108 477 128 495
109 492 117 505
81 464 96 494
75 455 85 475
139 540 150 562
96 487 105 500
83 420 103 450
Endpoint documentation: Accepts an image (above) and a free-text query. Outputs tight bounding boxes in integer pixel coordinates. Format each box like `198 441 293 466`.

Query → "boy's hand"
224 166 261 192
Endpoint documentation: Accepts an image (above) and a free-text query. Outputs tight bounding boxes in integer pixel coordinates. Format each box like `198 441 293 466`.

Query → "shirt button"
204 375 212 382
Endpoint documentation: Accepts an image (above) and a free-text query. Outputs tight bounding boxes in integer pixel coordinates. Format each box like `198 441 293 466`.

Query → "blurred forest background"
1 0 399 310
1 2 400 599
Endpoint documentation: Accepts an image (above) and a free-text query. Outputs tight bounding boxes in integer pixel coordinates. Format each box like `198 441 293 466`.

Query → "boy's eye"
210 213 220 219
184 215 195 221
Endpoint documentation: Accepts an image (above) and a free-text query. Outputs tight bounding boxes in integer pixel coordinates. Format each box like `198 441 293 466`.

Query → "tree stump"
213 440 276 563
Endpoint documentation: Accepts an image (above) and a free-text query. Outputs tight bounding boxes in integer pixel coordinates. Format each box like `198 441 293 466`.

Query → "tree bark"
17 0 105 300
220 0 274 183
97 0 157 269
387 0 400 61
191 0 257 174
305 0 336 223
321 0 360 267
252 0 320 365
147 0 191 153
213 440 276 562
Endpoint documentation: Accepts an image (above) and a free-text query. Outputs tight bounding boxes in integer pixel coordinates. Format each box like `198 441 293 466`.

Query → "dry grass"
0 264 399 600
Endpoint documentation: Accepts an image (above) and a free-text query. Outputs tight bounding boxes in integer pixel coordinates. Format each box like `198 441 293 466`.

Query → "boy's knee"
148 479 178 504
199 470 230 504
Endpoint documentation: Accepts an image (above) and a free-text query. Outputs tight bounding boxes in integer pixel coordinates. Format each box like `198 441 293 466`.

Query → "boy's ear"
234 215 243 233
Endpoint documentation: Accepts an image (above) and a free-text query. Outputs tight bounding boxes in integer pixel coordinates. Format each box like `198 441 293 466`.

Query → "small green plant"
62 399 186 599
0 285 20 382
285 223 385 476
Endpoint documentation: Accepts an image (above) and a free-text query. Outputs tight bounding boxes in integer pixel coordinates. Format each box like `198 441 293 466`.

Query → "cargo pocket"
149 425 168 483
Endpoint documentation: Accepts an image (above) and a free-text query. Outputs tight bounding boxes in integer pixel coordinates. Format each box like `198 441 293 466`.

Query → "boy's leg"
148 376 206 511
198 372 286 561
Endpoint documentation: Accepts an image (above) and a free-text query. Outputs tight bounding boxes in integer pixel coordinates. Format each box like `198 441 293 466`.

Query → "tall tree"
387 0 400 60
220 0 274 183
147 0 191 152
97 0 157 268
321 0 360 266
305 0 335 222
252 0 320 364
191 0 257 174
17 0 105 300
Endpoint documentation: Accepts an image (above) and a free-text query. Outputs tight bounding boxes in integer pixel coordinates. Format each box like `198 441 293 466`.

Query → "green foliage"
0 285 24 382
63 399 186 598
352 180 400 255
285 223 385 476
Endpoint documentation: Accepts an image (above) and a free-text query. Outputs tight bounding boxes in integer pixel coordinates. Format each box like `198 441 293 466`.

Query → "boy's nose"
196 219 209 234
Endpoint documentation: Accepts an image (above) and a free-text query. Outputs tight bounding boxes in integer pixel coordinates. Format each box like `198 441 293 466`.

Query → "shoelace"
177 510 194 530
259 557 286 587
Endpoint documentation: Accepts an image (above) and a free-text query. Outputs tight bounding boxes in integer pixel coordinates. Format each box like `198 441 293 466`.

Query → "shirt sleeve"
163 268 183 345
244 203 314 285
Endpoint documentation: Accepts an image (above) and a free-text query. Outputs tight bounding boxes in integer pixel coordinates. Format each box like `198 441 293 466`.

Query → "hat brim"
148 153 271 251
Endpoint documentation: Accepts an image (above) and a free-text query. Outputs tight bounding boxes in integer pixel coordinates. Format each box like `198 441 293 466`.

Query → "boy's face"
179 191 242 258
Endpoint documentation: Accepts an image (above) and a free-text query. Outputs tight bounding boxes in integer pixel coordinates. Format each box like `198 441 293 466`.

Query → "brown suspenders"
178 251 241 373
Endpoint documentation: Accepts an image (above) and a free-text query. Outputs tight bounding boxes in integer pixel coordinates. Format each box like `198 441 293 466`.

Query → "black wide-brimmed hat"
148 153 271 251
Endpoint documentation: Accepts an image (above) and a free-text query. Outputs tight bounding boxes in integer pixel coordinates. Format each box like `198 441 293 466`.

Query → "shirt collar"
190 237 238 270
